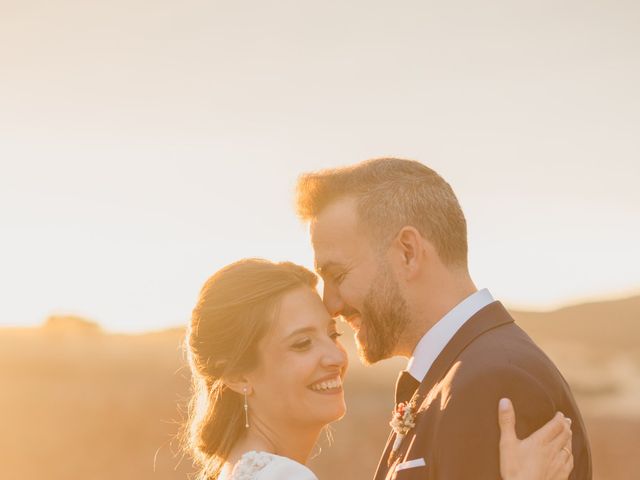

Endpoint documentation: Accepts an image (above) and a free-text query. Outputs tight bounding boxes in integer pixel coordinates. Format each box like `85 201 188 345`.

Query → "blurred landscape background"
1 294 638 480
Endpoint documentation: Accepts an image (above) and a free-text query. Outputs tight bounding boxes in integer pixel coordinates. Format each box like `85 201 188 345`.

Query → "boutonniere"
389 398 417 456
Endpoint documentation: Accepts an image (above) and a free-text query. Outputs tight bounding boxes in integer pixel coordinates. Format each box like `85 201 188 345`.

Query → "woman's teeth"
309 377 342 391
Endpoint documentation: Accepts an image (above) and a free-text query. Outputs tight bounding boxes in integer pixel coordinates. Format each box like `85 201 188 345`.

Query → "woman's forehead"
271 287 332 337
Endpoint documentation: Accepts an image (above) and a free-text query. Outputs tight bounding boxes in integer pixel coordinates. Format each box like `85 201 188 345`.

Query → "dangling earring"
243 387 250 428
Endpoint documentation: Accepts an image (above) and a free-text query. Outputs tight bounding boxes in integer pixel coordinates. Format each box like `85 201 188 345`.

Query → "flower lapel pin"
388 398 417 464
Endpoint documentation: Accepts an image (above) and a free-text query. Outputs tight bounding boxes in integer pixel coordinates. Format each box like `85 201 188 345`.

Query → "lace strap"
229 451 275 480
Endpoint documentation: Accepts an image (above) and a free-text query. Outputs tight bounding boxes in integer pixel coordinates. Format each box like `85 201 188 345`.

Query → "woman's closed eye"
291 337 312 351
291 330 343 351
330 331 343 341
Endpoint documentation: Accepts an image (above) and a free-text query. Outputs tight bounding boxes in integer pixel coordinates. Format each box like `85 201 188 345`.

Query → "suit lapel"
373 301 514 480
415 301 514 402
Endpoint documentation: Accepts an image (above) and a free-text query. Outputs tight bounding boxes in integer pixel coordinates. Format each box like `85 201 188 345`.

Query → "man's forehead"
308 197 363 274
309 197 359 241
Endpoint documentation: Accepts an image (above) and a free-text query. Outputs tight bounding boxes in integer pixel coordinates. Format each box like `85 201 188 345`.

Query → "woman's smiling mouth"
308 375 343 394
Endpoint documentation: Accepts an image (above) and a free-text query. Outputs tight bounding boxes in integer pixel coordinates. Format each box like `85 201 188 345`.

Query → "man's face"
310 197 410 364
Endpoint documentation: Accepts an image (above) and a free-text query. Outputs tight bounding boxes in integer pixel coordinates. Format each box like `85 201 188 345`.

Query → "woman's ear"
223 376 253 396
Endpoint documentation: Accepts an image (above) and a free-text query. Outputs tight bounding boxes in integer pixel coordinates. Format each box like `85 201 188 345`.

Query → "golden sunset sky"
1 1 638 332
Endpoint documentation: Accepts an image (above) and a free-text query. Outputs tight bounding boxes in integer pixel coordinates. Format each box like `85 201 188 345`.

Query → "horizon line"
1 288 638 336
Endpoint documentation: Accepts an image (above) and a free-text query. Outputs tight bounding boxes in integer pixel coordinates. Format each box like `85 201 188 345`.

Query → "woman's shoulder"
227 451 318 480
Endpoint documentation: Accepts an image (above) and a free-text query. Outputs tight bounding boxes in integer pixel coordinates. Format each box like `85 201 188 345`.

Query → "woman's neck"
227 419 322 467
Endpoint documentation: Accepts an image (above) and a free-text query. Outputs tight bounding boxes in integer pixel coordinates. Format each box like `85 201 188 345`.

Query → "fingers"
547 415 572 451
533 411 571 445
554 440 574 480
562 444 575 478
498 398 517 443
545 418 574 480
547 443 573 480
497 403 575 480
552 435 573 462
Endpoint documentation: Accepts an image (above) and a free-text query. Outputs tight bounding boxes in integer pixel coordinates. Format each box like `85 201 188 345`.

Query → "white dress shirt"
406 288 495 383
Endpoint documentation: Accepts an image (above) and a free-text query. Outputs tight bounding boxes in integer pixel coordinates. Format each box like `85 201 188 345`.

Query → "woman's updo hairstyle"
184 258 318 479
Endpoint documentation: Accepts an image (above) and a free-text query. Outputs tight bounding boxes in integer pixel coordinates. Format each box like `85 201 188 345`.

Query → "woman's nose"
321 338 348 370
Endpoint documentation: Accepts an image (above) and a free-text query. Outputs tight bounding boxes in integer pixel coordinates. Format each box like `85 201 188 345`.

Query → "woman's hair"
183 258 318 480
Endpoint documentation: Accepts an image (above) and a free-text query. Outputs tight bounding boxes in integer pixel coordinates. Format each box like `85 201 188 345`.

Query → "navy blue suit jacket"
373 301 592 480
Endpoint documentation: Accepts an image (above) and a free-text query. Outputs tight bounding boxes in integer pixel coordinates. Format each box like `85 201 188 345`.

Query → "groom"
295 158 591 479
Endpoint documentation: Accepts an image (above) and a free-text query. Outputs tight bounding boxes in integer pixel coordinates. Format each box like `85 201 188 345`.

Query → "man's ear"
392 226 426 278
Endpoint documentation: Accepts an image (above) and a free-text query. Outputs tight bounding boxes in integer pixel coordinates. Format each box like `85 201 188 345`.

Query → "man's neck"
397 277 478 357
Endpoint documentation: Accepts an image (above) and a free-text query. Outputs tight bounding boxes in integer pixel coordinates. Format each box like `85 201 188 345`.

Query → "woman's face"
246 286 349 430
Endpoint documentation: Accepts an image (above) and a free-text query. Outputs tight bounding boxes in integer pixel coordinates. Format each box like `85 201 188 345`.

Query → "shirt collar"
406 288 495 382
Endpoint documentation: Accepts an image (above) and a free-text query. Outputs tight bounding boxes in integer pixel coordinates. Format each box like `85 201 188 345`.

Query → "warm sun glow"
1 3 638 480
1 3 638 334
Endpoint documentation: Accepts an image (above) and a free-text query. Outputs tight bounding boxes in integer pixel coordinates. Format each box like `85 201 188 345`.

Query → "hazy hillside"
512 296 640 419
0 297 638 480
513 295 640 357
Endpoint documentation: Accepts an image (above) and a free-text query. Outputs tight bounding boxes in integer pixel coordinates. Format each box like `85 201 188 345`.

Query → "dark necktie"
394 370 420 405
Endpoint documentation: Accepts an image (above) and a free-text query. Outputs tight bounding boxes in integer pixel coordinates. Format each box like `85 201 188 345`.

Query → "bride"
183 259 573 480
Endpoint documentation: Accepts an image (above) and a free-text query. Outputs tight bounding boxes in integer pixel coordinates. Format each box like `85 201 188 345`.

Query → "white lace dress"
221 451 318 480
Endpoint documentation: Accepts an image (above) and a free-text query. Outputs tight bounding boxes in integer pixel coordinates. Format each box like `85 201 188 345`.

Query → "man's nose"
322 281 344 317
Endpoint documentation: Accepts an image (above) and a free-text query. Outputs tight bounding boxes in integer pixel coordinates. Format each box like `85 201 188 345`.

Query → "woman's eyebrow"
282 319 336 342
282 326 316 341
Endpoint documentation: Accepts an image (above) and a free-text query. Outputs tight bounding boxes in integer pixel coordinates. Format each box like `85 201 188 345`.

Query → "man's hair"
295 157 468 267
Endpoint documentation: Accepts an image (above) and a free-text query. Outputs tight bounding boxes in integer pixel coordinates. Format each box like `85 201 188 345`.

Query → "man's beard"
356 262 411 365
